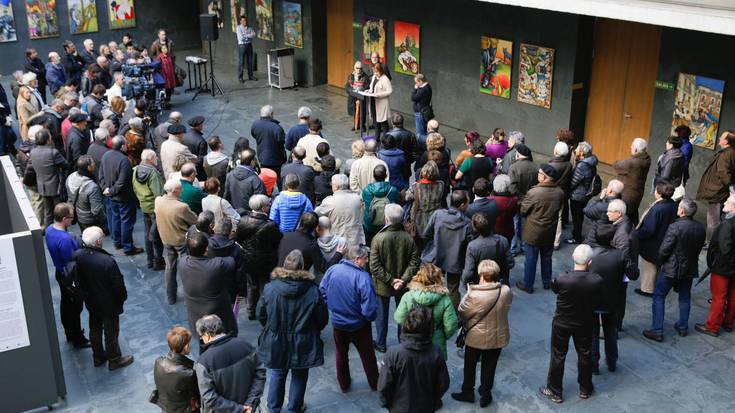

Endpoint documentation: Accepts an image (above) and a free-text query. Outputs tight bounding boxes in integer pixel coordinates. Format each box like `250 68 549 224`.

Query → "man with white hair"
96 55 112 88
79 39 98 68
153 111 182 153
155 178 198 304
74 226 134 370
613 137 652 224
45 51 66 96
251 104 286 182
26 97 65 153
106 72 126 104
417 118 440 156
540 244 603 404
285 106 313 152
22 72 44 111
349 139 389 192
583 179 624 228
133 149 165 270
499 131 525 175
315 174 365 246
369 203 420 353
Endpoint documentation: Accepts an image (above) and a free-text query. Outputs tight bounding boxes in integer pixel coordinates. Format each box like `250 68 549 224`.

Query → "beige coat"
17 95 38 141
315 190 365 246
349 153 389 192
160 135 197 180
296 133 328 169
370 75 392 123
154 194 197 246
458 282 512 350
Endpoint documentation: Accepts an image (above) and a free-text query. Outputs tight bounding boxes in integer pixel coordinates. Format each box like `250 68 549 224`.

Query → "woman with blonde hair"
394 262 459 359
16 86 38 141
344 139 365 177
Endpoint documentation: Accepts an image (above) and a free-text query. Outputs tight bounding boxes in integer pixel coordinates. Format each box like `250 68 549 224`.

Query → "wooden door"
327 0 353 87
585 19 661 164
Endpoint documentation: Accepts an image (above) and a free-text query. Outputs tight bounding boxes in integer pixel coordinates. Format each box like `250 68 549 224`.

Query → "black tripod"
193 39 223 100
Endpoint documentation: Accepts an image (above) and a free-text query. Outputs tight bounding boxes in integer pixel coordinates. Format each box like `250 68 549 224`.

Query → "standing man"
160 123 196 179
66 112 90 166
653 136 685 188
45 52 66 97
74 226 134 370
315 174 365 246
296 118 328 169
285 106 312 152
411 73 432 138
45 203 89 348
61 40 85 86
696 131 735 246
132 149 165 270
236 16 257 83
153 111 183 154
613 138 651 224
24 48 47 104
179 163 207 215
28 129 68 229
252 105 286 182
150 29 175 61
507 144 537 255
635 183 678 297
539 245 603 404
183 116 208 181
79 39 98 68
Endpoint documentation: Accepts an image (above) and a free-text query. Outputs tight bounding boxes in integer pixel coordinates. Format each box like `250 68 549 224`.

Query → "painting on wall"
283 2 302 48
394 21 419 75
671 73 725 150
480 36 512 98
0 0 18 42
208 0 223 29
230 0 246 33
362 17 386 64
255 0 273 41
67 0 98 34
108 0 135 30
517 43 555 109
25 0 59 39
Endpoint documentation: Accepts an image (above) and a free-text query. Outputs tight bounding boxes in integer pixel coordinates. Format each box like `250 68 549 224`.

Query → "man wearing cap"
66 112 90 167
183 116 208 181
153 111 182 154
286 106 312 152
517 163 565 293
507 143 538 255
160 123 197 180
22 72 45 111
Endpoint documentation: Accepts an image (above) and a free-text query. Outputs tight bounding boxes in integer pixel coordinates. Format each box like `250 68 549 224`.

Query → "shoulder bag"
456 288 501 348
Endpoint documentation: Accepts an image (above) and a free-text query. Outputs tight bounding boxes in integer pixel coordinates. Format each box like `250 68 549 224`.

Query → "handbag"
455 288 501 348
403 184 420 238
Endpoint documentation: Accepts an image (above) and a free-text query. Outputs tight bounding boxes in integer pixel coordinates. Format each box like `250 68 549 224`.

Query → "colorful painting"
25 0 59 39
67 0 98 34
0 0 17 42
208 0 223 29
255 0 273 41
480 36 513 98
394 21 419 75
283 2 302 48
230 0 246 33
362 17 386 64
517 43 555 109
108 0 135 30
671 73 725 150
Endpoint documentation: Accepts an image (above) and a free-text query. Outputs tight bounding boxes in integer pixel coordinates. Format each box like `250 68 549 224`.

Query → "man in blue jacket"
319 245 379 392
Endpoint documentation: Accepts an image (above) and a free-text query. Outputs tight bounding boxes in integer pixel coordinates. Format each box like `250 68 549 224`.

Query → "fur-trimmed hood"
407 281 449 296
269 267 317 299
271 267 315 281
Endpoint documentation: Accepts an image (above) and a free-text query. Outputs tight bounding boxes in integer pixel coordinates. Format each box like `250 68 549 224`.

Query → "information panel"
0 237 30 352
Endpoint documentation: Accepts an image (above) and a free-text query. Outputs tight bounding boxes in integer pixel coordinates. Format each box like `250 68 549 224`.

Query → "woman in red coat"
488 174 518 244
156 45 177 105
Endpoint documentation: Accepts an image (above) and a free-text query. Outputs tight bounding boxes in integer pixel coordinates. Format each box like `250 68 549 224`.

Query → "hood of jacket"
379 148 404 158
439 208 468 231
406 281 449 306
66 172 93 194
42 107 63 119
206 151 229 165
400 333 433 352
135 163 158 184
665 148 684 161
365 181 393 197
580 154 599 168
18 140 36 154
233 165 258 181
270 267 316 298
318 234 345 255
208 234 234 253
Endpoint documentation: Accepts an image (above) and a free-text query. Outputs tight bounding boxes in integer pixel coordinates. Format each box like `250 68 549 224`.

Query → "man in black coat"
179 231 238 340
66 112 90 166
540 244 603 404
74 226 134 370
636 182 678 297
27 99 65 155
183 116 208 181
24 48 47 103
224 148 266 215
62 40 85 86
384 112 418 168
277 212 344 275
410 74 432 138
207 220 247 304
251 105 286 182
86 128 110 180
643 199 706 342
280 146 316 202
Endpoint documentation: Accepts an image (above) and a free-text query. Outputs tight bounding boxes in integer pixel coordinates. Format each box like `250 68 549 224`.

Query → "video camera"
120 62 161 100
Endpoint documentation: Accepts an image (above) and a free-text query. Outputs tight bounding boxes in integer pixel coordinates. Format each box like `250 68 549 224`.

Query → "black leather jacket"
236 211 282 277
154 352 199 413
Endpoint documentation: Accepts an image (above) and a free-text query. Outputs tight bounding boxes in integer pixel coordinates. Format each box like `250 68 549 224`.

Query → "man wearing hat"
153 111 182 154
183 116 208 181
160 123 197 180
507 143 538 255
66 112 90 166
22 72 45 111
516 163 565 294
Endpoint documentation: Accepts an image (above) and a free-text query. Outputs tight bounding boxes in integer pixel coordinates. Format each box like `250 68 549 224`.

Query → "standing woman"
345 61 369 131
485 128 508 166
452 260 512 407
156 45 177 107
405 161 446 250
454 139 494 195
368 63 392 141
16 87 38 141
152 326 199 413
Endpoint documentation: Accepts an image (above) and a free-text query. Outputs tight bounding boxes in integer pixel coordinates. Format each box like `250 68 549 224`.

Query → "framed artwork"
231 0 246 33
394 21 419 75
480 36 512 98
67 0 98 34
362 16 386 64
517 43 555 109
283 1 302 48
0 0 18 42
208 0 223 29
671 73 725 150
108 0 135 30
25 0 59 39
255 0 273 41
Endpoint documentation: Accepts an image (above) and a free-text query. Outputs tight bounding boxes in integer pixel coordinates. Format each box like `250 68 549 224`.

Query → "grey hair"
331 174 349 190
553 141 569 157
364 139 378 154
260 105 274 118
180 162 197 177
27 125 44 141
384 203 403 225
632 138 648 153
111 136 125 150
195 314 224 337
318 215 332 229
50 98 64 108
607 179 624 196
608 199 627 215
573 244 593 266
249 194 271 212
284 173 300 190
297 106 312 119
493 174 511 193
94 127 109 142
64 92 79 102
81 226 104 247
347 245 369 260
508 131 525 145
164 178 182 194
577 141 593 156
83 38 93 47
414 73 426 83
129 117 144 131
113 72 124 82
141 149 156 163
679 198 697 217
99 119 116 134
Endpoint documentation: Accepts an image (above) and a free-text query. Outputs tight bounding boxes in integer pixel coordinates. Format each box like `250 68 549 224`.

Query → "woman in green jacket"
394 262 459 358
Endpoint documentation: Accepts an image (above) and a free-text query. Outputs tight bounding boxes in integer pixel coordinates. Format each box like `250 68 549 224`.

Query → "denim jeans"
511 212 524 252
375 294 402 349
108 198 137 251
651 274 692 334
267 368 309 413
238 43 254 79
523 244 553 292
414 112 427 136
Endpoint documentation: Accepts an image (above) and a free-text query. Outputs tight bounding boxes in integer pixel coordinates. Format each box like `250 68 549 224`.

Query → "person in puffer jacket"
568 142 598 243
270 173 314 233
66 155 106 231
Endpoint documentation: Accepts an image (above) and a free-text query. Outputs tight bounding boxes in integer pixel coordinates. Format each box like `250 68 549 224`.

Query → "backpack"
369 194 390 228
62 258 85 302
585 173 602 199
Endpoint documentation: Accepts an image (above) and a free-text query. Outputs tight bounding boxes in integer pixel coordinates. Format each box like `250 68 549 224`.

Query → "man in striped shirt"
237 16 257 83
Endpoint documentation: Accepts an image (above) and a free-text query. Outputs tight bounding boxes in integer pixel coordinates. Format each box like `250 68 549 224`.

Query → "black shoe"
515 281 533 294
607 362 616 372
108 355 134 371
724 326 733 333
153 262 165 271
124 247 144 256
539 387 563 404
147 262 154 269
579 389 594 399
73 337 91 349
592 365 599 375
451 391 475 403
634 288 653 298
247 313 256 321
249 76 258 81
675 326 687 337
114 244 123 250
642 330 663 342
564 238 578 245
694 323 719 337
479 393 493 407
167 297 176 305
456 348 465 358
543 284 551 290
373 341 387 353
93 357 107 367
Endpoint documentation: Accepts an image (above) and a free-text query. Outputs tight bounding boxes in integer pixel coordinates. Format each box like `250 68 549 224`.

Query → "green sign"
352 22 361 29
655 80 675 91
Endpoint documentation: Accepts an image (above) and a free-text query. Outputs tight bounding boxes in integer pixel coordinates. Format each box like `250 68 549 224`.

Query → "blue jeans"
414 112 427 136
511 213 524 252
268 368 309 413
108 199 137 252
651 275 692 334
375 294 402 349
523 244 553 292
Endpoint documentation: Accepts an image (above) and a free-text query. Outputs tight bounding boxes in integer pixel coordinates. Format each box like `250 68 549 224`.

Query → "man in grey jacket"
461 212 513 286
28 128 69 228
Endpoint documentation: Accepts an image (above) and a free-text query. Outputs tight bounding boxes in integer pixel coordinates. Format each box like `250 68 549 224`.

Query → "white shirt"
236 25 256 45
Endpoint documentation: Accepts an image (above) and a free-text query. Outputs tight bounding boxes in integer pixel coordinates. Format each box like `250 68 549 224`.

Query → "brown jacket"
458 282 512 350
154 194 197 246
520 180 565 246
696 146 735 203
613 151 651 209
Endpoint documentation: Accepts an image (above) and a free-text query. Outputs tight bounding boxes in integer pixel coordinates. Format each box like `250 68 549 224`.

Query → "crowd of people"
2 30 735 413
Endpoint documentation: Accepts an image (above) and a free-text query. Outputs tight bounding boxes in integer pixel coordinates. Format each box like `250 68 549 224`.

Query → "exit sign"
656 80 675 91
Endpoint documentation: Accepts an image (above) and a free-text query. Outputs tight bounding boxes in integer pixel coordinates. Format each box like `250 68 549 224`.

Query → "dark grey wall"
202 0 327 87
352 0 580 150
0 0 201 75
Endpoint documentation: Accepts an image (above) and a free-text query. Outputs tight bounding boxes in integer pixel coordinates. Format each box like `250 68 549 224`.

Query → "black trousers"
592 311 618 368
41 196 60 229
446 272 461 310
569 199 586 242
547 320 594 397
143 213 164 266
89 313 121 361
55 270 85 342
462 346 502 397
617 283 628 330
375 121 389 142
246 271 268 316
238 43 254 79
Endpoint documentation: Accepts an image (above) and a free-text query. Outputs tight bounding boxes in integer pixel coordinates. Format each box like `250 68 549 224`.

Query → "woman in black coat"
153 326 200 413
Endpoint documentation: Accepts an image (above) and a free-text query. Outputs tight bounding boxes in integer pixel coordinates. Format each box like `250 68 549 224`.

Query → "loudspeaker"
200 14 219 41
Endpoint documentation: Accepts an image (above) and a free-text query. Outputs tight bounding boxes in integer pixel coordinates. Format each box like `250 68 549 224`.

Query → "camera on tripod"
120 63 160 100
